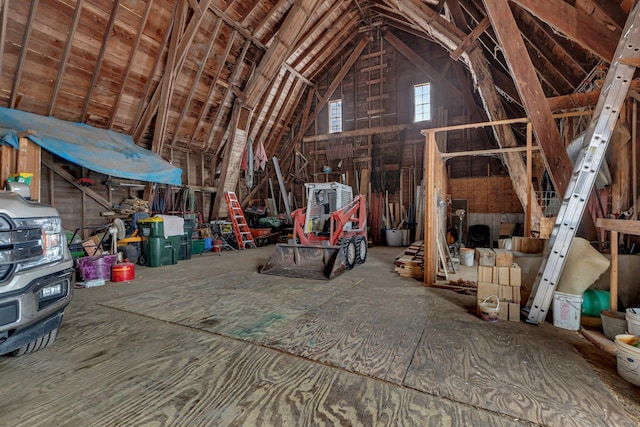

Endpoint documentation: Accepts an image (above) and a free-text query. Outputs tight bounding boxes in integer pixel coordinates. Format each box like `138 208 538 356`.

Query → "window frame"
328 99 343 134
414 83 431 123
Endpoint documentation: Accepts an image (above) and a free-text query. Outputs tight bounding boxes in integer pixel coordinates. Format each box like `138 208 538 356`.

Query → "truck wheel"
117 244 139 264
9 327 58 357
345 239 357 270
355 236 367 264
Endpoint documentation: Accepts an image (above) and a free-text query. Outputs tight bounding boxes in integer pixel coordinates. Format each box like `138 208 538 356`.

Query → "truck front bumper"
0 267 74 355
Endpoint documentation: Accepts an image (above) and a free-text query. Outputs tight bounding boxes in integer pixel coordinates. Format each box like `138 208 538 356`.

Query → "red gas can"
111 262 135 282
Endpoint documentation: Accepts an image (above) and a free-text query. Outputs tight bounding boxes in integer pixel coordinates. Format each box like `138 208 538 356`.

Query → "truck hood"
0 192 60 219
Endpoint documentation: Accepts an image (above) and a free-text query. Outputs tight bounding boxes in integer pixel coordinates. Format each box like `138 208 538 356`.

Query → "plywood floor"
0 246 638 426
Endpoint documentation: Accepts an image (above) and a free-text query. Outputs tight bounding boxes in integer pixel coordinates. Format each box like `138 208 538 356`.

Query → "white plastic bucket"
626 308 640 335
614 334 640 386
460 248 474 266
553 291 582 331
479 295 500 322
385 229 403 246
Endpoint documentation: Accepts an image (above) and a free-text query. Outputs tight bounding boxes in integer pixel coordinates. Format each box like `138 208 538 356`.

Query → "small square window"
329 99 342 133
414 83 431 122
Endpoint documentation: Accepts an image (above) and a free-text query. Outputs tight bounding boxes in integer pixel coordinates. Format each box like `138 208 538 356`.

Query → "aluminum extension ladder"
524 3 640 324
224 191 256 249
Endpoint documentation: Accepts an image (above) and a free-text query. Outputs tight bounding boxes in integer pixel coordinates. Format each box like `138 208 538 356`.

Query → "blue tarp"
0 107 182 186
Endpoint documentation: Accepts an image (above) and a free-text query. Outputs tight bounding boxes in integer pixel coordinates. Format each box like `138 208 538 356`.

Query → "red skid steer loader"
260 182 367 280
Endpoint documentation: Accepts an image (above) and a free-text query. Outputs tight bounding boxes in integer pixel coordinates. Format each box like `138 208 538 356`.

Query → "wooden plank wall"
0 138 41 201
448 176 523 214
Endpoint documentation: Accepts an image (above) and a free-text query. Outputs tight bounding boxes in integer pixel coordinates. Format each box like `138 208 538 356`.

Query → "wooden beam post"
483 0 572 196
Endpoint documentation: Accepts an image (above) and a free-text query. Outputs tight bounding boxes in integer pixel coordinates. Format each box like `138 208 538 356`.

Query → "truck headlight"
14 217 65 271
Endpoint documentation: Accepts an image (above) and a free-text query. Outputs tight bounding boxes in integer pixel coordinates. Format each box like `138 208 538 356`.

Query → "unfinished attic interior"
3 0 640 424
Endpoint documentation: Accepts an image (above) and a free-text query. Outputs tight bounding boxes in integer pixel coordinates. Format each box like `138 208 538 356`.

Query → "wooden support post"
424 131 437 287
633 100 637 220
526 123 532 237
610 230 618 311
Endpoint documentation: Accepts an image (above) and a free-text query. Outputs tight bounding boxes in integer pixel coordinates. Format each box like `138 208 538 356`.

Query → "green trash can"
167 235 182 261
182 219 195 260
138 217 177 267
138 217 164 238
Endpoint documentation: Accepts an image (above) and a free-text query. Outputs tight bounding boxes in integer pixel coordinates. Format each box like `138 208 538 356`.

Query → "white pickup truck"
0 183 74 356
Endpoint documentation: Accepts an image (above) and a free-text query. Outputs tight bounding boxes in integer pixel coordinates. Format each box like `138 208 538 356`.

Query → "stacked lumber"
476 247 522 322
394 241 424 279
511 236 546 253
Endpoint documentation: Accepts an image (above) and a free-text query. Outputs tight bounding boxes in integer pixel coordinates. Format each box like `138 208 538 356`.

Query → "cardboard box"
513 286 521 303
82 235 103 256
499 285 513 303
508 303 521 322
477 265 494 283
509 263 521 287
493 248 513 267
494 266 510 285
498 304 509 321
475 248 496 267
477 282 499 300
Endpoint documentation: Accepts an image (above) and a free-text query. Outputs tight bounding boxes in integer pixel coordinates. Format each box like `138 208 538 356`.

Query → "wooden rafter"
134 0 214 144
547 90 600 111
240 0 263 27
108 0 154 129
152 0 187 155
581 0 627 31
132 3 176 141
0 0 8 84
305 15 361 78
207 2 266 49
483 0 572 195
253 0 290 39
170 18 223 147
450 17 490 60
386 0 544 228
261 77 299 155
204 39 251 152
521 33 571 95
48 0 83 116
187 29 237 150
81 0 121 122
268 81 307 159
290 1 343 56
10 0 39 109
242 0 319 109
250 70 290 145
510 0 619 62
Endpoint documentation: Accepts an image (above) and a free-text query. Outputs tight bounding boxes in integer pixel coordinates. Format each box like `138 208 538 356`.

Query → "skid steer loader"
260 182 367 280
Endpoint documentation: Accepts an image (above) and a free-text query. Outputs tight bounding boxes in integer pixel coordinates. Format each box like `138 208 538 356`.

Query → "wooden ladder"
224 191 256 249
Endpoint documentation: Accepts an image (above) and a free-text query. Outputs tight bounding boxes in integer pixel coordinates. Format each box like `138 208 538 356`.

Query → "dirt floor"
0 245 638 426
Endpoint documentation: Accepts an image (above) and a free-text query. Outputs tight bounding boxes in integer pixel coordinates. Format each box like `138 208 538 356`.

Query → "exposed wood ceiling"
0 0 633 169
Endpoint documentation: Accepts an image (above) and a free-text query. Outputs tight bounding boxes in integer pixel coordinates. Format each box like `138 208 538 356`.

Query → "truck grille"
0 214 43 282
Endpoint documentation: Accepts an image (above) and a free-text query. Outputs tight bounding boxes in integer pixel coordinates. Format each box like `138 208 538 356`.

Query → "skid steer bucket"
260 243 348 280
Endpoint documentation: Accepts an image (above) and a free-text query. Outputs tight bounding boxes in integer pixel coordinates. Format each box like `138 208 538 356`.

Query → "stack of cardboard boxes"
476 248 522 322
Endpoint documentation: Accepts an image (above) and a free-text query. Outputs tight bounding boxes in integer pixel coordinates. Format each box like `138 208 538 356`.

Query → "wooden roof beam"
81 0 121 122
187 30 237 150
387 0 544 228
450 16 490 60
48 0 83 116
253 0 290 39
0 0 7 82
170 18 223 147
133 0 214 143
242 0 320 109
483 0 572 194
204 40 252 152
253 73 295 148
304 16 360 79
10 0 38 109
108 0 154 129
510 0 620 62
290 1 343 55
